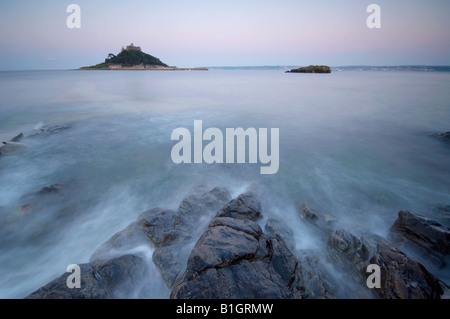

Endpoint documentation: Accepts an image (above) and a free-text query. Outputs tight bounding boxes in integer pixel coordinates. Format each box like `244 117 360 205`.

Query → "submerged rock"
26 254 147 299
0 132 26 155
28 124 71 137
16 183 68 216
0 141 27 154
299 205 336 235
431 131 450 143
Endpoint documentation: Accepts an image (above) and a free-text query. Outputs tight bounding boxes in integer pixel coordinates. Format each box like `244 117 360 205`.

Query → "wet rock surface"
26 186 450 299
391 210 450 255
170 216 307 299
26 254 147 299
300 205 336 235
370 240 445 299
265 218 296 251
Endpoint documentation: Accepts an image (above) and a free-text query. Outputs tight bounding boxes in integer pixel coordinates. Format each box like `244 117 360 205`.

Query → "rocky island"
79 43 207 71
286 65 331 73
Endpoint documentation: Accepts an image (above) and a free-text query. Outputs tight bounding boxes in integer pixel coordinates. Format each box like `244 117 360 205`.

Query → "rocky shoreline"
2 125 449 299
26 185 450 299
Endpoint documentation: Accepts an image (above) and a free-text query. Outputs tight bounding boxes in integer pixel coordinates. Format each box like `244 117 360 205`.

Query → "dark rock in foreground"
296 250 336 299
171 193 309 299
24 185 450 299
170 218 307 299
26 254 146 299
28 124 71 138
327 228 447 299
265 218 296 251
216 192 262 221
391 210 450 255
90 185 231 289
286 65 331 73
370 241 444 299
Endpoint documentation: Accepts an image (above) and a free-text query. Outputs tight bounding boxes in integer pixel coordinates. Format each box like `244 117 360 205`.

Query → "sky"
0 0 449 70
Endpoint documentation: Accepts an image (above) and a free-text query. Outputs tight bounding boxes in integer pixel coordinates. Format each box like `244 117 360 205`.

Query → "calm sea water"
0 69 449 298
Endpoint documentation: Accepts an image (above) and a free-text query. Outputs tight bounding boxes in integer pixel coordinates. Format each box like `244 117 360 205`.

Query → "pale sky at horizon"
0 0 449 70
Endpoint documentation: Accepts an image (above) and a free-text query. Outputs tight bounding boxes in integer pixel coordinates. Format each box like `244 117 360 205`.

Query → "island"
79 43 207 71
286 65 331 73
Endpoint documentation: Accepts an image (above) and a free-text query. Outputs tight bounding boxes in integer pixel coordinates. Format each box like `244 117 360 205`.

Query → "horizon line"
1 65 450 72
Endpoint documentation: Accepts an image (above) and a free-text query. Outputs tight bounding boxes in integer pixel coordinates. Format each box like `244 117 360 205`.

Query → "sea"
0 69 449 298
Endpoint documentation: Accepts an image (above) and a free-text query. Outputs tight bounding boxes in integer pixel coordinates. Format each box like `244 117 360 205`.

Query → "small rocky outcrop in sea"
286 65 331 73
431 131 450 143
0 124 71 156
0 133 27 155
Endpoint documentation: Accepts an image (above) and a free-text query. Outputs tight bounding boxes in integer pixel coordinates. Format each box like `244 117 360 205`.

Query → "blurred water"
0 69 449 298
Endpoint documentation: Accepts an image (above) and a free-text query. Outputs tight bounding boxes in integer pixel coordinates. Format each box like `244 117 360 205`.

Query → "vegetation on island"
80 47 169 69
286 65 331 73
105 50 168 67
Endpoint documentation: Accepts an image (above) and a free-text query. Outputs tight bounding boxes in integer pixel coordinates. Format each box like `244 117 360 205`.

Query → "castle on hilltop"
121 43 142 52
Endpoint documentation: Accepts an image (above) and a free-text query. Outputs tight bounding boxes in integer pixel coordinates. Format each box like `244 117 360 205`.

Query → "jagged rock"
216 192 262 221
171 208 307 299
370 241 445 299
39 183 65 194
174 186 231 233
265 218 296 251
152 243 192 288
26 254 146 299
90 221 149 262
296 250 336 299
327 229 370 281
91 185 231 289
142 208 191 246
391 210 450 255
327 228 448 299
10 133 23 142
300 205 336 235
16 182 68 216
